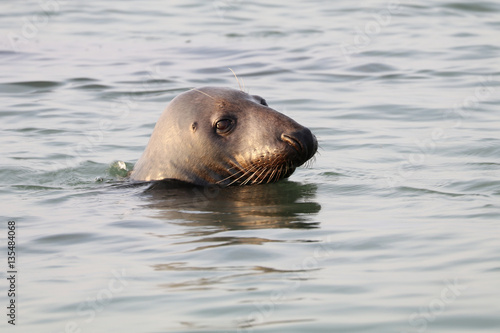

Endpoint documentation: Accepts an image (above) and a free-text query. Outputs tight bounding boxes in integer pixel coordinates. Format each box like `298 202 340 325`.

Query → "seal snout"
281 128 317 165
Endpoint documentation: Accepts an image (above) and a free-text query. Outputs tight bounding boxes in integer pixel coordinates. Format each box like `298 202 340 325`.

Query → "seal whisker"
228 68 244 92
265 167 276 184
217 171 243 186
261 160 281 183
277 165 285 182
241 167 259 185
277 163 286 183
216 163 246 185
227 164 260 186
242 163 268 185
264 167 277 184
267 164 279 183
303 156 316 169
226 168 251 186
255 165 271 184
241 76 246 92
190 88 216 100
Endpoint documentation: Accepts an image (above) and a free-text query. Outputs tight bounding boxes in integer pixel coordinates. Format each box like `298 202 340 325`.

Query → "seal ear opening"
191 122 198 133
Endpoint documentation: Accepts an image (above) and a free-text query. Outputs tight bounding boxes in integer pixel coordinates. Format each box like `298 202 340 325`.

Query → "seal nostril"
281 133 306 156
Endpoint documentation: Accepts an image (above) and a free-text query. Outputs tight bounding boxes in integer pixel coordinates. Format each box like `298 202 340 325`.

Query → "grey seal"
131 87 317 186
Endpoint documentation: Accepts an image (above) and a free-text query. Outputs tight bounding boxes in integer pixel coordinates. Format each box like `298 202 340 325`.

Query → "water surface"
1 1 499 332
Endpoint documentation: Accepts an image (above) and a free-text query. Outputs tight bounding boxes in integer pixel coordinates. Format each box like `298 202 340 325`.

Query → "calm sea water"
1 1 500 332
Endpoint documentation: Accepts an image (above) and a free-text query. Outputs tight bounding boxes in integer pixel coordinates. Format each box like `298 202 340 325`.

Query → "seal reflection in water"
131 87 317 186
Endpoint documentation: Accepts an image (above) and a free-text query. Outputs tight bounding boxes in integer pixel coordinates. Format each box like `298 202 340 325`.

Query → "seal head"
131 87 317 186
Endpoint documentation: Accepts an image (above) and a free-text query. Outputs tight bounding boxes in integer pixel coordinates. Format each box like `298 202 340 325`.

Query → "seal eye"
260 98 268 106
215 119 234 134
